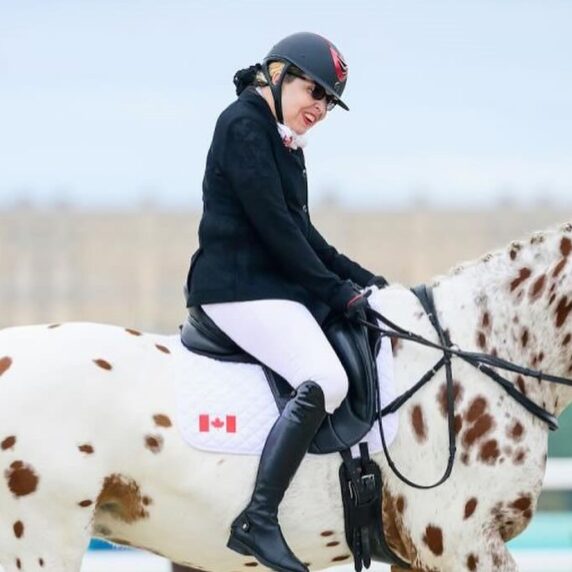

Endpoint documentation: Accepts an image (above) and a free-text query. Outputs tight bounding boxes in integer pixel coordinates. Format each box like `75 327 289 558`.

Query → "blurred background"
1 1 571 570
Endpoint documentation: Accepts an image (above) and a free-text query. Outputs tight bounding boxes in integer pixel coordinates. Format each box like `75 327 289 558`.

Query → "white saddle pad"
175 336 398 456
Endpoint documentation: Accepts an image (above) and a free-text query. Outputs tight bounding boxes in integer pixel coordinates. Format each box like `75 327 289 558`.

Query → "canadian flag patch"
198 414 237 433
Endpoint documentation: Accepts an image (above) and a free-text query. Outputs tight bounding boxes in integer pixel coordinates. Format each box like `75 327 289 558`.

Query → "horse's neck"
434 230 572 417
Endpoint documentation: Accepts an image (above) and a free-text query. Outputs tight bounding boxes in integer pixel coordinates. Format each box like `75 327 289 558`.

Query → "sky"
0 0 571 210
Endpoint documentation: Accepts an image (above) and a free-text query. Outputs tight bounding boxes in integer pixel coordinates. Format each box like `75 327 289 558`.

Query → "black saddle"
180 305 381 455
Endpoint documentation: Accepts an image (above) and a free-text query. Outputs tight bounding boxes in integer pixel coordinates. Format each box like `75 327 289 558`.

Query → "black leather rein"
350 284 569 490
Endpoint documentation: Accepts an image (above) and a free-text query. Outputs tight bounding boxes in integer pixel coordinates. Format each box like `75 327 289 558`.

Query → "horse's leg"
0 453 100 572
0 508 91 572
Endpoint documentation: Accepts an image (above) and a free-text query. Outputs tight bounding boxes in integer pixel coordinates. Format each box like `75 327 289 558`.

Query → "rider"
184 32 387 572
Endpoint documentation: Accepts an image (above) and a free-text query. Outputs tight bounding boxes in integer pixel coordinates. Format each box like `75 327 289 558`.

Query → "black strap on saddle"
338 443 410 571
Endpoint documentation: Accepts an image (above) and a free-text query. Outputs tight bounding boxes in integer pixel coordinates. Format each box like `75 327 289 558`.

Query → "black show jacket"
185 86 374 321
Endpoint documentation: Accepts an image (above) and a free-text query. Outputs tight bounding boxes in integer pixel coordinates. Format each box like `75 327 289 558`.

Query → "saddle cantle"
180 305 381 455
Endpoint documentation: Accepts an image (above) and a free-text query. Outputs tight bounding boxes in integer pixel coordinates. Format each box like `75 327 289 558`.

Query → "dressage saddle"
180 305 381 455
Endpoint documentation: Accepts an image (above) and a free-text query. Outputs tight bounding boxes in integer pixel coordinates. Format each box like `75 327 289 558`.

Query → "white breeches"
202 299 348 414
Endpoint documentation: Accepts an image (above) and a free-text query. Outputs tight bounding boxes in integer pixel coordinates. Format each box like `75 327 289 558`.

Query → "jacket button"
302 169 307 177
302 205 308 213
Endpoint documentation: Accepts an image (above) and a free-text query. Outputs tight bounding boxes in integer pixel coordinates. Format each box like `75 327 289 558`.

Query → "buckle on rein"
339 444 410 571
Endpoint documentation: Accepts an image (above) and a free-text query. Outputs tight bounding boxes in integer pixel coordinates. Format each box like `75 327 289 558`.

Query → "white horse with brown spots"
1 223 572 572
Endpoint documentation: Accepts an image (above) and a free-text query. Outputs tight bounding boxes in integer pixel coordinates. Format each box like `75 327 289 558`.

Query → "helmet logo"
329 45 348 83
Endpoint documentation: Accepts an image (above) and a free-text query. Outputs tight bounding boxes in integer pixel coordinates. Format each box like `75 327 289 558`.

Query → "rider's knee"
318 364 348 414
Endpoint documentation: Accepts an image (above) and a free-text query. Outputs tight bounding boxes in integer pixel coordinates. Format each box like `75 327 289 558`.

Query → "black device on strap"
338 443 411 571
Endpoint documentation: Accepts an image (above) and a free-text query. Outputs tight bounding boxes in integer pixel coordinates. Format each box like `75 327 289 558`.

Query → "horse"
1 222 571 572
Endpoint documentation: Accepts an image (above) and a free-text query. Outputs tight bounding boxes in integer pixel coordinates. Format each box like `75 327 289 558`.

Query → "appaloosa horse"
1 223 571 572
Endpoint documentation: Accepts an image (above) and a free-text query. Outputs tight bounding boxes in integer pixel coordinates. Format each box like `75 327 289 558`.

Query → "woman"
184 32 387 572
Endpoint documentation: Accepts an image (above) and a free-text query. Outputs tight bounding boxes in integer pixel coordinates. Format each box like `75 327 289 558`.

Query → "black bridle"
351 284 571 490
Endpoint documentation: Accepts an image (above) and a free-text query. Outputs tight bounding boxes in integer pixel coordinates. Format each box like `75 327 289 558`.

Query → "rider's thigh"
202 299 348 413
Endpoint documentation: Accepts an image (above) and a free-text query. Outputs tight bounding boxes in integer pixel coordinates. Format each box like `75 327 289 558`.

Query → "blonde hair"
255 61 298 87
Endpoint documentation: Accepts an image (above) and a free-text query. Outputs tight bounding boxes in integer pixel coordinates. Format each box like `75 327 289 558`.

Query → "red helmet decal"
329 45 348 83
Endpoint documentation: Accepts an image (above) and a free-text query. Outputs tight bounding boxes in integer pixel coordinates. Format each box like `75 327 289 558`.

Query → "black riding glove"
344 289 372 318
366 275 389 289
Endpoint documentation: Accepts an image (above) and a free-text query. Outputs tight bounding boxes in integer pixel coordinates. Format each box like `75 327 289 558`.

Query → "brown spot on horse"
125 328 142 336
78 500 93 507
553 258 567 278
155 344 171 354
464 498 477 520
521 328 529 348
561 236 572 257
93 359 112 371
411 405 427 442
144 435 164 454
516 375 527 395
331 554 350 562
78 444 94 454
13 521 24 538
555 296 572 328
320 530 335 537
511 496 531 512
509 243 521 260
96 474 149 523
462 414 494 448
5 461 39 496
326 541 340 547
422 525 443 556
1 436 16 450
391 336 404 357
467 554 479 571
436 381 464 417
153 414 172 428
563 333 571 346
477 332 486 349
479 439 500 465
530 274 546 300
482 312 491 329
510 267 531 291
0 356 13 377
465 397 487 423
508 420 524 442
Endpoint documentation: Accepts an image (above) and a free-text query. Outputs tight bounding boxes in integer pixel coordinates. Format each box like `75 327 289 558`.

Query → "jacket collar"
239 87 307 150
239 86 277 125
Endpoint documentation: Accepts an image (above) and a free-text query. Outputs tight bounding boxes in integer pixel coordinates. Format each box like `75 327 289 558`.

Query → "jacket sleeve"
221 117 355 311
307 222 374 287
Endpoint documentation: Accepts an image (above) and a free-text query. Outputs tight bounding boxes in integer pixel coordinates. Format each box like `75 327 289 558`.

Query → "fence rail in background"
543 458 572 490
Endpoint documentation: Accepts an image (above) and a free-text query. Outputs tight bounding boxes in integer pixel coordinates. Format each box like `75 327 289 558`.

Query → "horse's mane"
432 221 572 285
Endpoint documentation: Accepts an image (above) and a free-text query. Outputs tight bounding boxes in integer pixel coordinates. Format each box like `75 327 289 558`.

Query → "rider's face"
279 76 328 135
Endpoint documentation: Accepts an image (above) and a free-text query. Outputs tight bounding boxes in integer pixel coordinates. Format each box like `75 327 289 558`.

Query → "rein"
353 285 570 490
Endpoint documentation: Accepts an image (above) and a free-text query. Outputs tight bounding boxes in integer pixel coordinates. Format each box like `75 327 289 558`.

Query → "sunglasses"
287 69 338 111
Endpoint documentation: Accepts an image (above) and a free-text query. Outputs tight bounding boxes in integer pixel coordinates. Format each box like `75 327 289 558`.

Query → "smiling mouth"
303 113 316 127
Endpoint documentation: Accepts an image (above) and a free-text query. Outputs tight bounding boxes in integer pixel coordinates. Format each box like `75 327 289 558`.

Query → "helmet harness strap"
262 61 291 125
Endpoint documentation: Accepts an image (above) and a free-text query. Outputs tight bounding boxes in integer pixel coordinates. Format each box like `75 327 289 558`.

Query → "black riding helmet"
262 32 349 124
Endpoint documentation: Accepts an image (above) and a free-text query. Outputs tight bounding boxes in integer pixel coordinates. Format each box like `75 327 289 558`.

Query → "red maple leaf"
211 417 224 429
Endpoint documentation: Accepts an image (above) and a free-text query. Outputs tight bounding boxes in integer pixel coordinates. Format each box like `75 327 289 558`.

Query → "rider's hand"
344 289 372 317
366 275 389 289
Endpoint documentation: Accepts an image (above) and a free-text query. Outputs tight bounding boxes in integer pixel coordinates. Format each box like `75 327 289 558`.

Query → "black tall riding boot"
227 380 327 572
